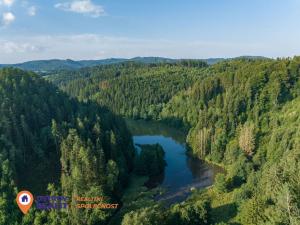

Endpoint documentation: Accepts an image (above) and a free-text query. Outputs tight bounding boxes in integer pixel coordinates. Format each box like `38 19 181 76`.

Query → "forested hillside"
0 68 135 225
52 61 208 120
48 57 300 224
0 57 177 73
159 57 300 224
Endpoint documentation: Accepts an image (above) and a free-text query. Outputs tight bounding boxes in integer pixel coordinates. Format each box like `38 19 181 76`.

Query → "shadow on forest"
17 99 127 195
211 203 239 225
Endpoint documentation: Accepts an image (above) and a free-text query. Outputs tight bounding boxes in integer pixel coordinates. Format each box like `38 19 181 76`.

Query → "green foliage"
214 174 228 193
238 196 267 225
0 68 135 224
50 62 208 121
0 154 19 225
122 206 165 225
48 57 300 224
121 198 211 225
163 58 300 163
167 198 211 225
236 95 300 224
2 55 300 224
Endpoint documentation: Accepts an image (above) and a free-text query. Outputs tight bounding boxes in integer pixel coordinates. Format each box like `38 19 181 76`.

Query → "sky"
0 0 300 63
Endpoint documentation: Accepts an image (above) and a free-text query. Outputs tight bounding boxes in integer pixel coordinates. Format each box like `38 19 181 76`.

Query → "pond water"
126 119 223 204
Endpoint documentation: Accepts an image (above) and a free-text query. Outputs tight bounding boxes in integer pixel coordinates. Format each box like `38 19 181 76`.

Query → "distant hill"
0 56 268 73
0 57 177 73
0 58 126 73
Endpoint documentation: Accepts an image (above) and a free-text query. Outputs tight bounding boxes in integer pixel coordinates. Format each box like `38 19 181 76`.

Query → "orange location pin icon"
16 190 34 214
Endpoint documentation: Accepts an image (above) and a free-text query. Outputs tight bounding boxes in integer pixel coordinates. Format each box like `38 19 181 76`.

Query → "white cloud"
0 34 298 64
0 41 41 54
2 0 14 7
2 12 15 26
55 0 105 17
18 1 37 16
27 6 36 16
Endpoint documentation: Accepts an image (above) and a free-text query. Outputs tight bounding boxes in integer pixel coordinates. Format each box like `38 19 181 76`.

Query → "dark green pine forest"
1 57 300 225
0 68 134 224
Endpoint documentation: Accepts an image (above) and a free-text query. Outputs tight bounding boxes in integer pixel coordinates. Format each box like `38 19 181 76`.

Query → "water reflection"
126 119 223 204
126 119 186 143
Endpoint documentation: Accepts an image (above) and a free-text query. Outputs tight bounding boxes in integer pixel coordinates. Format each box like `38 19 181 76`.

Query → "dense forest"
1 57 300 224
160 57 300 224
0 68 135 225
50 60 208 120
47 57 300 224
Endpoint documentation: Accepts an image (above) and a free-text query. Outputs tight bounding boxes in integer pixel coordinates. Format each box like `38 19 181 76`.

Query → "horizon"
1 0 300 63
0 55 295 65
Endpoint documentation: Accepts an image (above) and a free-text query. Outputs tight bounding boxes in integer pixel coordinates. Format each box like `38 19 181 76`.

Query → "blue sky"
0 0 300 63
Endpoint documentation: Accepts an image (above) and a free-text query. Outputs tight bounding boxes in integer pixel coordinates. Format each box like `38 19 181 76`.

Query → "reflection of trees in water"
155 158 225 205
186 156 225 182
126 119 186 143
135 142 166 189
186 157 211 180
144 172 165 189
127 119 226 205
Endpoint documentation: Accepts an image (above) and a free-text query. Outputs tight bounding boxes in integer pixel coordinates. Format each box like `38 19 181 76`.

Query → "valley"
0 57 300 225
2 1 299 224
127 119 223 205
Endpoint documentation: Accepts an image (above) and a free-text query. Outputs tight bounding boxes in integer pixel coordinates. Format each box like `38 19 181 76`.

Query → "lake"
126 119 223 204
